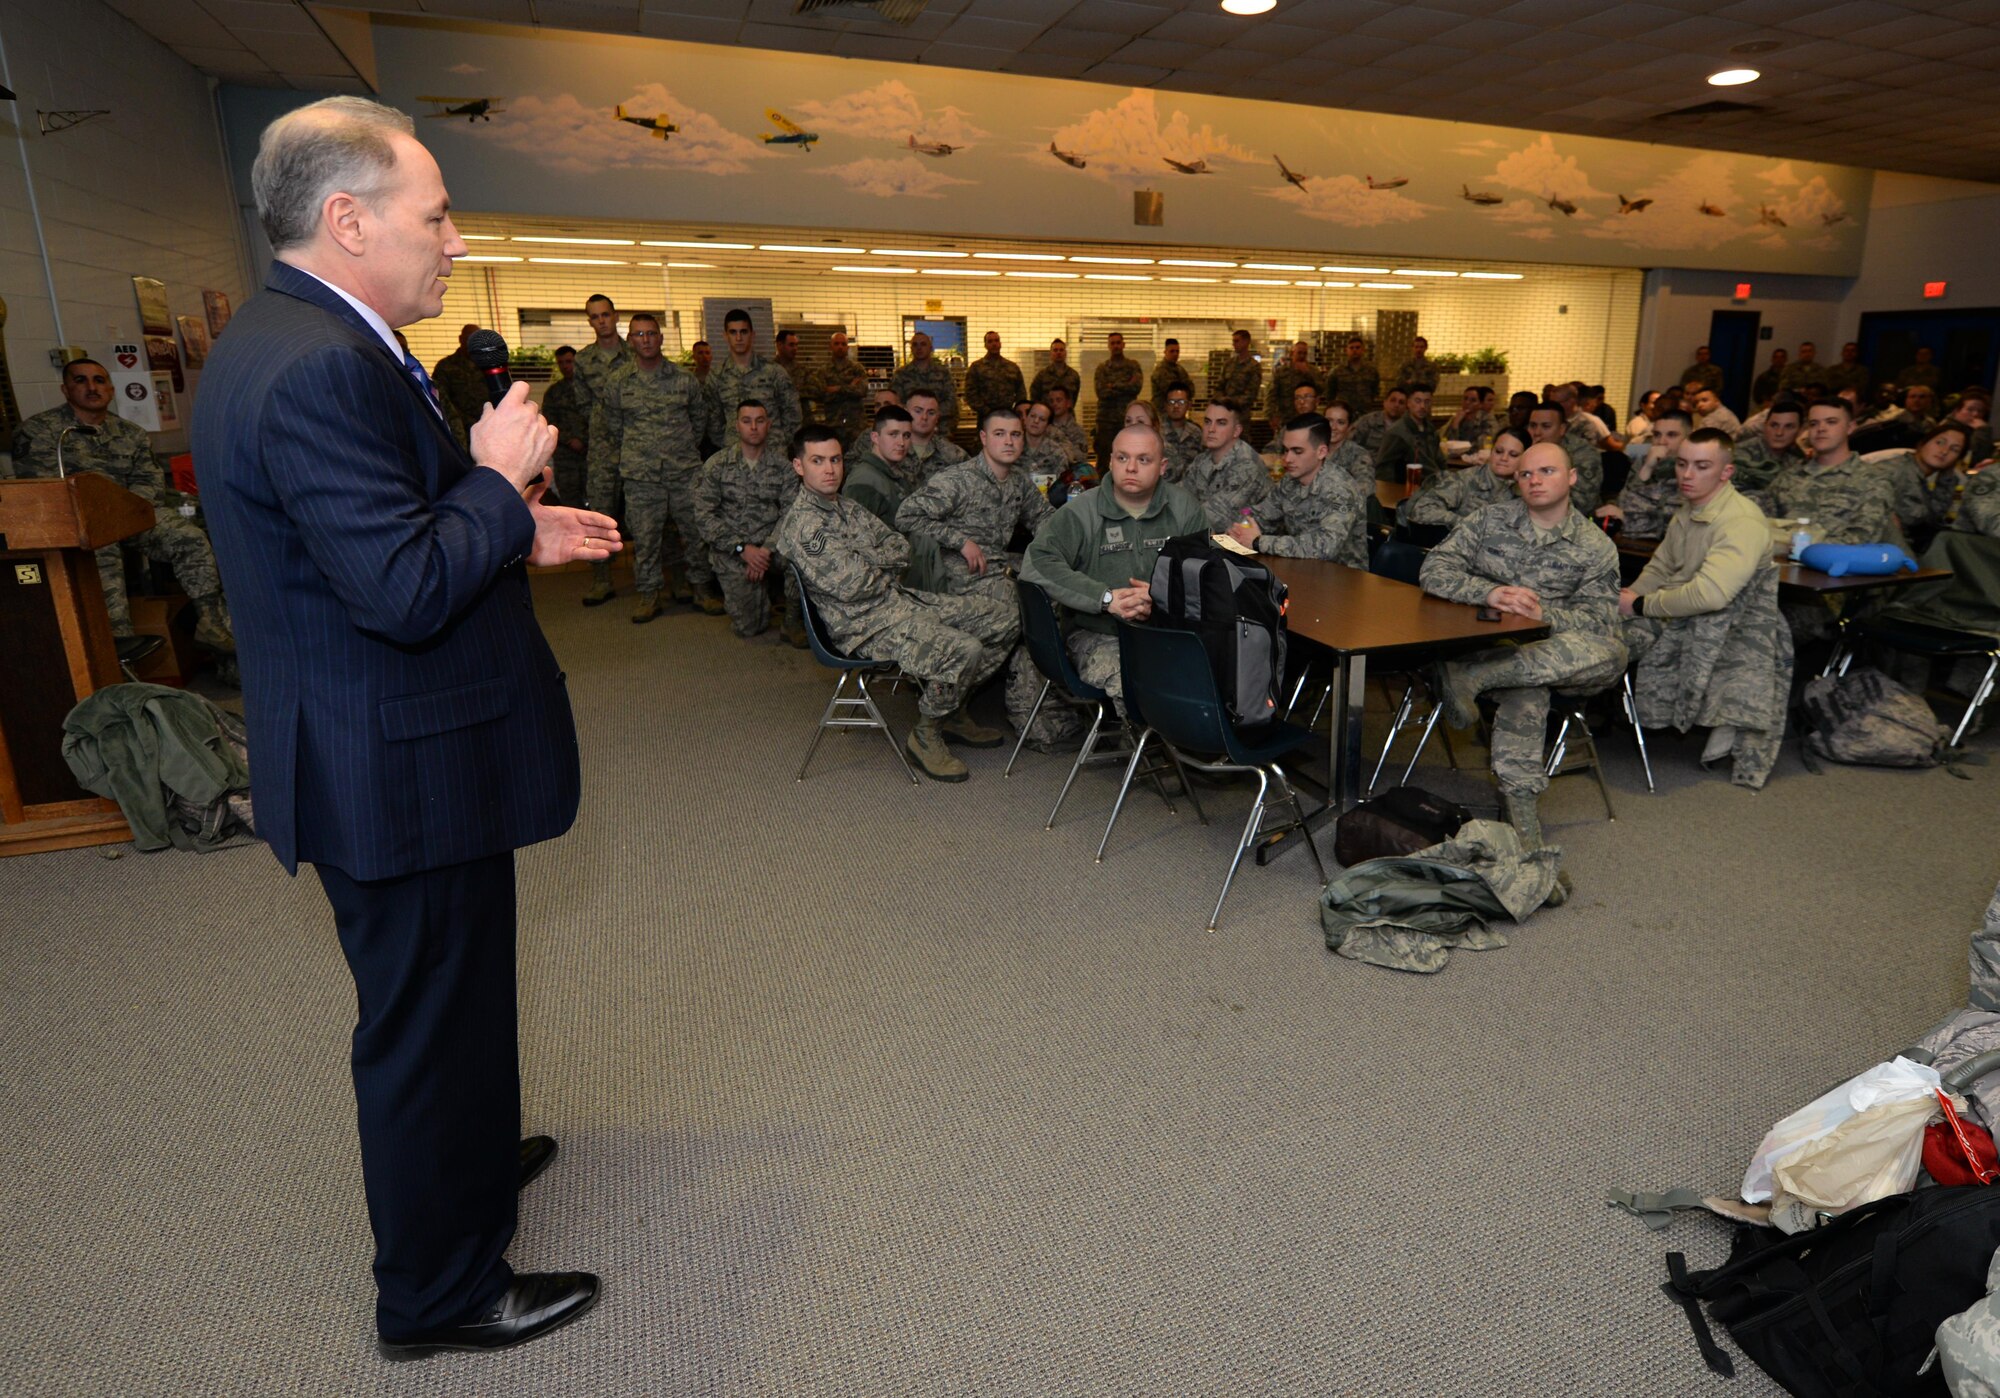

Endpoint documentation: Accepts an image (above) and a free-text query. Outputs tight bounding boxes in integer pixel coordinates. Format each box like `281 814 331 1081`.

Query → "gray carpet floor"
4 564 1998 1397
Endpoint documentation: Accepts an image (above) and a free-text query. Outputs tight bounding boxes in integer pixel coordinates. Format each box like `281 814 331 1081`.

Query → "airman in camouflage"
1266 341 1326 429
1525 400 1604 516
1092 333 1145 467
1151 339 1195 405
1376 386 1445 483
1394 338 1439 392
1215 329 1263 407
1029 339 1080 410
11 362 233 651
775 426 1017 781
692 399 802 642
1760 402 1899 545
573 295 632 605
1445 388 1500 449
1184 400 1271 531
1228 414 1368 569
1044 386 1089 467
1678 347 1725 396
1018 400 1071 480
903 389 969 481
1420 444 1626 853
1159 388 1203 482
1402 434 1522 530
1350 386 1409 460
430 323 487 447
1824 343 1871 399
541 346 591 509
1730 399 1808 493
808 331 872 446
896 408 1053 608
1884 425 1974 554
713 310 801 454
843 405 923 524
1597 409 1690 539
1957 470 2000 538
1896 349 1941 392
891 331 958 430
963 332 1026 428
599 315 723 622
1778 342 1830 396
1329 337 1381 416
774 330 810 406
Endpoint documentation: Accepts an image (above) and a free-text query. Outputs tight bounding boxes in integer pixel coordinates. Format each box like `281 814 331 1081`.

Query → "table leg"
1330 652 1369 812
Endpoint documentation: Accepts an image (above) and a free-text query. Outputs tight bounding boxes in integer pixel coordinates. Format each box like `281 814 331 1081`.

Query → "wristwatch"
1101 588 1114 611
733 541 746 556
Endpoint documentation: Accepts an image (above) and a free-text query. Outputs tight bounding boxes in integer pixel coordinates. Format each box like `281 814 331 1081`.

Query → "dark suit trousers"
315 851 520 1339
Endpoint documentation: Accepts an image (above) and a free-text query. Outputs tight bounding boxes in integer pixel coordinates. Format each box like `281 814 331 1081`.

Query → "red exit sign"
1734 282 1753 300
1925 281 1948 299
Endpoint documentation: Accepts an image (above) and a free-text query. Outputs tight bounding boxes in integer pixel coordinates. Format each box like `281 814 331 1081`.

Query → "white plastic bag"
1741 1056 1942 1204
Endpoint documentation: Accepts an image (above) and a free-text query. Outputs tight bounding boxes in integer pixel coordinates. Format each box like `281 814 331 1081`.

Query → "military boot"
191 594 236 653
693 586 726 617
582 561 615 607
781 601 808 649
630 592 661 625
1503 791 1571 906
1430 659 1481 730
906 717 969 782
666 564 695 605
938 706 1005 748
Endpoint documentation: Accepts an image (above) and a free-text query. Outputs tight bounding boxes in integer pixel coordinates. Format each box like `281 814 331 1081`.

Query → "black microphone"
467 329 513 407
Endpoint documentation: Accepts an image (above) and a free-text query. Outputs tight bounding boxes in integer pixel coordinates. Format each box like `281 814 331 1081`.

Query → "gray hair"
252 96 414 251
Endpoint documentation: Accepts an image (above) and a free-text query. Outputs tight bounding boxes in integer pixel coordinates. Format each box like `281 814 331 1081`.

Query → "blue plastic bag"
1797 542 1918 577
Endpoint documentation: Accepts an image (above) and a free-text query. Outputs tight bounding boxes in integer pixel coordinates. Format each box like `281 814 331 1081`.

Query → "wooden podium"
0 474 155 855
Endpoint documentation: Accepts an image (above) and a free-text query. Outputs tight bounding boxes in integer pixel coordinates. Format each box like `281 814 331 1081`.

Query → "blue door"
1707 310 1761 417
1856 307 2000 404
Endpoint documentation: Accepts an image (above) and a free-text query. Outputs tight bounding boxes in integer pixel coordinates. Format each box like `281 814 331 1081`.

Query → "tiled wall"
0 0 247 453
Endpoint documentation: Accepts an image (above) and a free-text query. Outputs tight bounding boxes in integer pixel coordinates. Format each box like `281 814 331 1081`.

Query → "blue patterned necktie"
402 350 445 420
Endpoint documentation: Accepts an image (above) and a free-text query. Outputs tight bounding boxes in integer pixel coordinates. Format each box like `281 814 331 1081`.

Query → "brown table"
1264 557 1548 811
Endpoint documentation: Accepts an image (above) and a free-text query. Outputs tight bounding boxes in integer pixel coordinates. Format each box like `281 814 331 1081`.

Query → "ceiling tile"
1063 0 1172 37
964 0 1074 20
937 14 1045 47
638 0 747 16
833 32 929 61
1023 27 1125 61
999 51 1097 79
1222 22 1324 55
1085 61 1170 85
1436 16 1542 48
1106 36 1205 66
200 1 319 34
919 41 1013 69
1568 2 1686 36
1352 5 1471 41
1777 0 1909 29
638 12 738 41
1143 10 1251 44
534 1 643 31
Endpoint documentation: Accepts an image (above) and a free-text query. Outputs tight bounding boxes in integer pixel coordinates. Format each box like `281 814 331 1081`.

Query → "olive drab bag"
1147 534 1289 728
1800 666 1947 769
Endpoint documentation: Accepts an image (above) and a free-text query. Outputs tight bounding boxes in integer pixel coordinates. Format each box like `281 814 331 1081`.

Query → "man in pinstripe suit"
193 97 618 1357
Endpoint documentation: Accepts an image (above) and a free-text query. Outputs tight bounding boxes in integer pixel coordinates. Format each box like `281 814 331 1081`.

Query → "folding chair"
1099 623 1326 931
1545 686 1619 821
1362 537 1457 792
1006 579 1191 829
789 563 918 785
1838 616 2000 748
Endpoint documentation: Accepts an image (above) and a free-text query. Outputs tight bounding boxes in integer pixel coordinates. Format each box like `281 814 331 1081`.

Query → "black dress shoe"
518 1135 558 1191
378 1271 599 1359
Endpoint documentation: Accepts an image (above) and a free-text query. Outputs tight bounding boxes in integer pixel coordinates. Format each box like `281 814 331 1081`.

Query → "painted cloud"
1581 152 1753 252
1262 175 1433 229
813 156 974 200
792 80 987 147
1047 90 1258 186
456 83 769 176
1485 133 1608 206
1485 198 1559 242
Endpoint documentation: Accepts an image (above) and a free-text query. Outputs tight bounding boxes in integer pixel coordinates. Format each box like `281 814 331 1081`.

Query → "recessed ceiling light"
1220 0 1277 13
1729 39 1782 55
1322 265 1390 275
1708 68 1760 86
643 239 755 250
513 235 635 246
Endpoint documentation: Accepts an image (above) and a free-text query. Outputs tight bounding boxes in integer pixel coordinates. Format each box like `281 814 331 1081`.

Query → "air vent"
794 0 932 22
1654 99 1764 121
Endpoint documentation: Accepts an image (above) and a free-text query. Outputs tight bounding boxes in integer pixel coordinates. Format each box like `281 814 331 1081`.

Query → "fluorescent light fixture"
1162 276 1220 284
1085 273 1152 281
636 260 663 267
1069 255 1155 265
920 268 1000 277
1708 67 1760 85
1322 281 1356 288
1392 268 1458 277
760 243 854 254
832 265 916 274
528 256 625 265
1460 271 1525 280
870 248 969 258
1293 280 1324 287
1159 258 1236 267
1230 278 1289 286
666 261 715 269
1358 281 1413 290
1243 262 1314 272
513 235 635 246
457 255 523 262
1005 270 1081 279
642 239 755 250
1322 265 1390 274
1221 0 1277 13
459 234 505 241
973 251 1065 261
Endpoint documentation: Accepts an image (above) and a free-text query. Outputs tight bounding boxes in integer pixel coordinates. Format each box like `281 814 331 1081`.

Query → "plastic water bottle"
1792 521 1814 561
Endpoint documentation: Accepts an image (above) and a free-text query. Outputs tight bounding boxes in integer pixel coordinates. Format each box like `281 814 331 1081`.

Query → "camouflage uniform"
1393 355 1439 391
1896 361 1941 392
572 336 630 518
430 348 486 447
1730 436 1806 494
691 440 800 636
1047 413 1089 466
1419 498 1628 798
1266 362 1326 424
1824 360 1872 399
1375 412 1445 484
771 489 1017 720
891 357 958 429
896 455 1052 606
1611 452 1680 539
1213 355 1263 411
1248 464 1368 568
1328 438 1376 499
1624 484 1791 788
1751 365 1786 405
808 355 872 446
600 357 719 598
963 353 1026 427
1448 408 1500 448
1561 417 1606 514
540 374 591 509
1761 452 1900 545
1349 409 1395 458
1150 358 1194 405
10 405 222 635
1400 465 1516 529
713 352 802 455
909 432 970 482
1328 363 1381 416
1778 360 1829 396
1183 439 1272 532
1028 362 1080 410
1160 418 1203 483
1019 436 1070 480
1093 355 1145 464
1957 471 2000 538
1679 361 1725 394
1884 451 1968 552
780 355 811 410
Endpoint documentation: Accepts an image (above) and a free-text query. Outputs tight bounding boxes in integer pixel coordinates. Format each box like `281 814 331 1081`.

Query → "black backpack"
1661 1186 2000 1396
1147 533 1289 728
1333 786 1470 867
